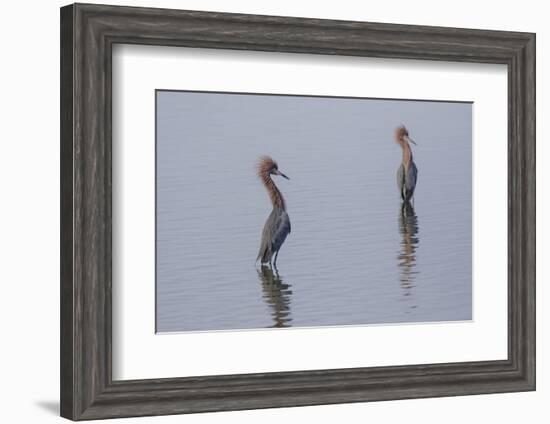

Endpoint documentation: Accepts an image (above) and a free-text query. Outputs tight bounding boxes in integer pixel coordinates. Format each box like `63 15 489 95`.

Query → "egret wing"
406 162 418 192
271 210 291 255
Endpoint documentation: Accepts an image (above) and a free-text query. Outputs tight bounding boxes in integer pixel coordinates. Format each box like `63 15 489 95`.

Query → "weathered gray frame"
60 3 536 420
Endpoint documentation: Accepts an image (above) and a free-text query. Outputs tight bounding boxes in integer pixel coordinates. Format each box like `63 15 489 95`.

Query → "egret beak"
275 169 290 180
406 136 417 146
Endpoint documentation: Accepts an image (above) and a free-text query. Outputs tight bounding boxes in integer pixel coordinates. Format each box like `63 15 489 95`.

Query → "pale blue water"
156 91 472 332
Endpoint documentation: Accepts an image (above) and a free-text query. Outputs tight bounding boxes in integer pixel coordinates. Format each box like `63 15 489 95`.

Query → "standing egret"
395 125 418 203
256 156 291 268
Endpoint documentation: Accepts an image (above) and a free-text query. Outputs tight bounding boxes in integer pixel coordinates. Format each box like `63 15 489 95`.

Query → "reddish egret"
256 156 291 268
395 125 418 203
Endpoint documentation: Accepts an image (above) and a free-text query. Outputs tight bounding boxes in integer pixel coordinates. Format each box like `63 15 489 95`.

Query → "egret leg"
273 250 279 269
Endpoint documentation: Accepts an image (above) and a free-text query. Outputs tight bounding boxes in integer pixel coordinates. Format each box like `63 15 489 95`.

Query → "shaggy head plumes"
257 155 279 177
395 125 409 143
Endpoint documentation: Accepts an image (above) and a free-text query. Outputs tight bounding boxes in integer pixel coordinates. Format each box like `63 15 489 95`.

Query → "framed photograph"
60 3 535 420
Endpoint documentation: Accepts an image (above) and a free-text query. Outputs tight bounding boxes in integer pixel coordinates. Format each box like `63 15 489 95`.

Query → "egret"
395 125 418 203
256 156 291 268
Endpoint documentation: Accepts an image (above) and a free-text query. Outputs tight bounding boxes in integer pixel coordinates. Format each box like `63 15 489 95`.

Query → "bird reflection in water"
397 202 420 308
257 265 293 328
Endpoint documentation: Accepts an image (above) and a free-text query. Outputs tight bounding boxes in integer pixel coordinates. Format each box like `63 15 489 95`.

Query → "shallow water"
156 91 472 332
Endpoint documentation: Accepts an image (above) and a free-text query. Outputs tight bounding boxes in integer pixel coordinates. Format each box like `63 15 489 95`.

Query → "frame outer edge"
523 33 536 389
60 3 75 420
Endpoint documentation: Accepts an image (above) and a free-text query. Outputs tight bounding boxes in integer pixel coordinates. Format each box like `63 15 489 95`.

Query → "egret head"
257 156 289 180
395 125 417 145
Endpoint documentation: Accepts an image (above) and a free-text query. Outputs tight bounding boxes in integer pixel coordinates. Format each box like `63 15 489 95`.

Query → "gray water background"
156 91 472 332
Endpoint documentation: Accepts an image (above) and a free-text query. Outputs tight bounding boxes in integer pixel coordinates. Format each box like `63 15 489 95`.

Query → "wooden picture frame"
60 3 535 420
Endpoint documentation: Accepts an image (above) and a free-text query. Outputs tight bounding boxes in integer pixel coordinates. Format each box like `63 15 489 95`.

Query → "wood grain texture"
60 3 536 420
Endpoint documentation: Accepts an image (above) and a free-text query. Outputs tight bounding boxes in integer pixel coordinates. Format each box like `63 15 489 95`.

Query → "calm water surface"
156 91 472 332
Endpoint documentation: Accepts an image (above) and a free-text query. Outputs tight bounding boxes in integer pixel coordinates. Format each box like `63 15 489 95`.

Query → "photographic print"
156 90 472 333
